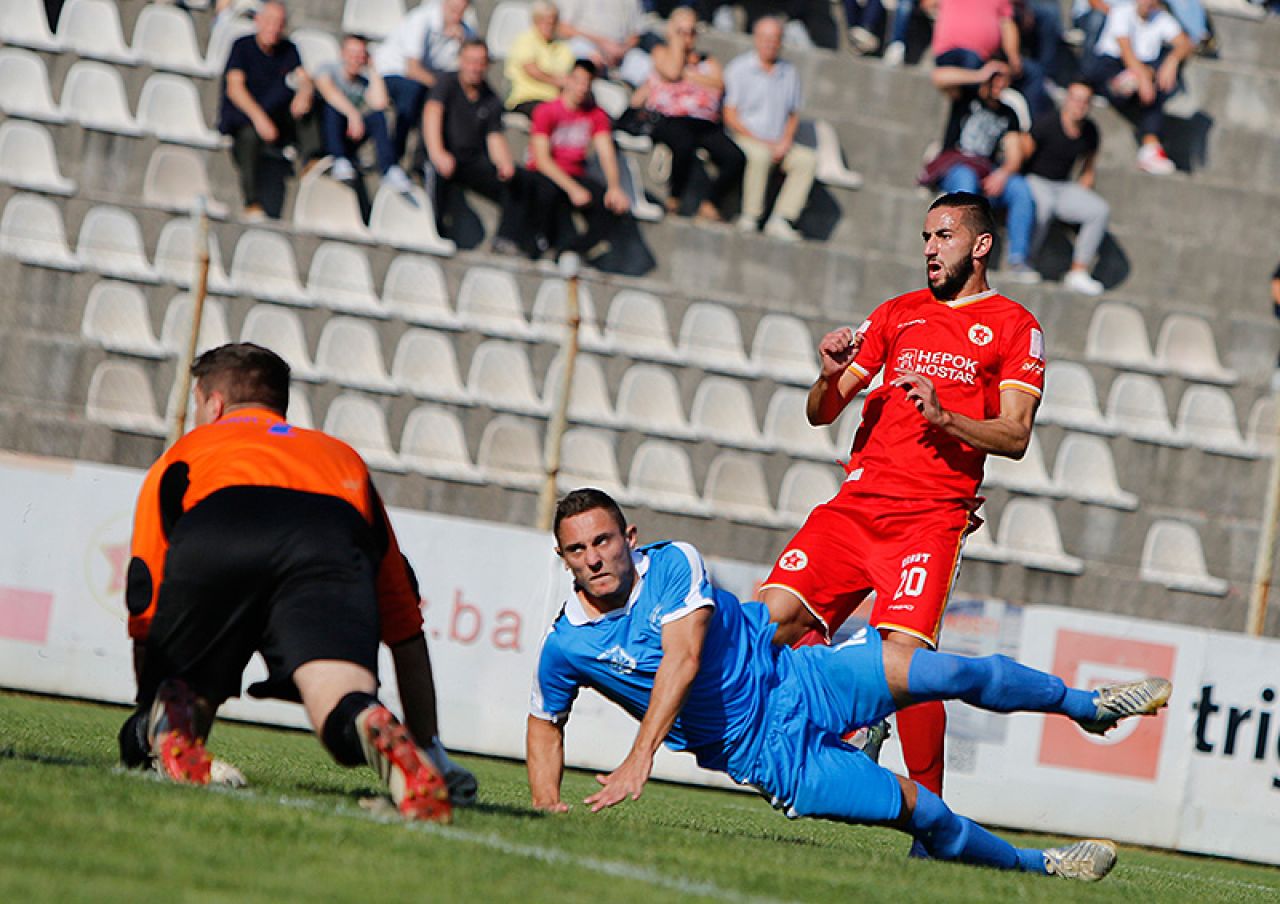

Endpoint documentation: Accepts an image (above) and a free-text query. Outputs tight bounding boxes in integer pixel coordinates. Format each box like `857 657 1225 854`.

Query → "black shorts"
139 486 382 707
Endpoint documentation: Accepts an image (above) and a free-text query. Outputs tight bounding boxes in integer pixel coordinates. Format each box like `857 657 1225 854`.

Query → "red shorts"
762 488 976 648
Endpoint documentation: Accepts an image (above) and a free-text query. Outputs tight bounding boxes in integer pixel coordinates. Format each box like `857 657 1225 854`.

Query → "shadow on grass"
0 745 99 769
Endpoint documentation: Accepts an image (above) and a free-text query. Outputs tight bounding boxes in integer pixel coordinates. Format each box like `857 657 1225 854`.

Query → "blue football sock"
908 651 1095 720
909 784 1046 871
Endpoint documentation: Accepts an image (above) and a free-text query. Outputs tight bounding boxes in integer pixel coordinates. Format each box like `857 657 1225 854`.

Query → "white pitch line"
1125 863 1280 895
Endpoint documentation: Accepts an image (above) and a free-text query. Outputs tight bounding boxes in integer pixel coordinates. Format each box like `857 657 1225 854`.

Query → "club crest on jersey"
778 549 808 572
597 644 637 675
968 323 994 346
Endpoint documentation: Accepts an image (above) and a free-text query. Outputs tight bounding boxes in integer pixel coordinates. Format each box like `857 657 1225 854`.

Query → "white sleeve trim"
660 542 717 625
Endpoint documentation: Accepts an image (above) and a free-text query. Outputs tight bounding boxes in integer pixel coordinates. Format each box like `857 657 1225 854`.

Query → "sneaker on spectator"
1137 143 1176 175
848 26 880 54
382 164 412 194
1001 262 1043 285
1063 269 1104 296
330 157 358 183
764 217 802 242
882 41 906 66
736 214 758 234
240 203 266 223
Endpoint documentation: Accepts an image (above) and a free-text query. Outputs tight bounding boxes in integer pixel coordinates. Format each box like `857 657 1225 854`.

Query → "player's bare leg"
760 586 823 647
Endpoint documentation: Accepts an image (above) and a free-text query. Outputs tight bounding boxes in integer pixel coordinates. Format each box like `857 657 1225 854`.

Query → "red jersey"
843 287 1044 501
528 97 611 178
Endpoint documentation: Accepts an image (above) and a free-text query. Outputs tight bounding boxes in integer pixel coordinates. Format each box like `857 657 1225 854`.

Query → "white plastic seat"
369 183 455 255
382 254 459 327
160 293 231 356
293 171 372 241
57 0 138 64
390 329 471 404
400 405 482 483
810 119 863 190
0 0 63 51
776 462 841 526
703 452 776 526
1037 361 1111 434
314 317 396 393
487 2 532 59
456 267 530 339
76 206 159 283
763 387 836 460
1140 519 1228 596
0 121 74 195
476 416 543 490
342 0 406 41
81 281 165 357
292 27 342 74
981 433 1057 496
132 4 214 76
627 441 709 517
323 394 404 472
204 16 256 74
0 49 64 123
1105 373 1183 445
1246 397 1277 458
59 61 143 135
467 341 547 415
154 217 232 293
239 305 321 381
678 302 755 376
531 278 604 348
689 376 765 450
961 510 1006 563
1176 385 1251 457
559 428 628 500
751 313 816 384
1085 302 1160 372
288 385 315 429
994 499 1083 574
86 361 166 435
1051 433 1138 510
614 364 693 439
0 193 80 270
542 354 616 426
137 74 222 148
591 79 631 120
603 290 679 362
306 242 384 316
1153 313 1237 385
142 147 229 218
621 154 661 219
229 229 312 305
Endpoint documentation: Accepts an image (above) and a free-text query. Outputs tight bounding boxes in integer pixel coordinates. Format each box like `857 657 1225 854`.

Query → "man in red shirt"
760 192 1044 851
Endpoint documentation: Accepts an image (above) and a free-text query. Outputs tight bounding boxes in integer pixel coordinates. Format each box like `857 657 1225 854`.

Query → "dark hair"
1067 78 1093 93
553 488 627 542
929 191 997 238
191 343 291 416
341 32 369 45
571 58 598 78
460 37 489 55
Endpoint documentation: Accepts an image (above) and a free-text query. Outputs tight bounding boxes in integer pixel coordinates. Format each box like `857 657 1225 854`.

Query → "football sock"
321 691 382 766
909 784 1046 873
908 651 1097 722
896 701 945 795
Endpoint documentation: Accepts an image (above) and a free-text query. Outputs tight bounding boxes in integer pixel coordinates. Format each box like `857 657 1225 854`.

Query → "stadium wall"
0 450 1276 866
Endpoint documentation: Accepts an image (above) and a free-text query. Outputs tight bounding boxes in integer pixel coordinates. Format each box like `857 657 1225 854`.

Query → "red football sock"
896 700 946 796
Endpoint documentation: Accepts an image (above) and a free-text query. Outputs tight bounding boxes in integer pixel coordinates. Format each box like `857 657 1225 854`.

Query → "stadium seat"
763 387 836 460
228 229 312 306
342 0 406 41
368 183 455 256
1153 314 1238 385
1051 433 1138 510
1246 397 1276 458
1175 385 1252 457
808 119 863 190
75 205 160 283
981 433 1057 496
136 74 222 148
293 170 372 242
288 385 315 429
86 361 166 435
627 441 709 517
390 329 472 404
703 452 777 526
689 376 766 450
614 364 694 439
132 4 215 77
467 341 548 415
381 254 460 328
142 147 229 218
322 394 405 473
400 405 483 483
0 49 64 123
678 302 756 377
1084 302 1160 373
1105 373 1184 446
961 509 1006 563
1036 361 1112 434
487 2 531 59
153 217 233 293
620 156 662 220
591 79 631 121
602 290 679 362
993 499 1083 574
0 193 80 270
750 313 817 385
59 61 143 136
559 427 629 501
203 15 255 75
306 242 385 317
542 353 617 427
81 281 165 358
239 305 321 381
776 462 841 526
159 293 232 356
476 416 544 490
292 27 342 75
530 278 605 349
0 0 63 51
0 120 75 195
56 0 138 65
456 267 531 339
314 317 397 393
1140 519 1228 596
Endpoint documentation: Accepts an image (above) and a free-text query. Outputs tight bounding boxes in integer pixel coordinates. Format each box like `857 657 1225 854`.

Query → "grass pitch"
2 691 1277 903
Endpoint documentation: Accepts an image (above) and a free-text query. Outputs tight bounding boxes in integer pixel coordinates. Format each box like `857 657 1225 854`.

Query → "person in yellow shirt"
505 1 575 116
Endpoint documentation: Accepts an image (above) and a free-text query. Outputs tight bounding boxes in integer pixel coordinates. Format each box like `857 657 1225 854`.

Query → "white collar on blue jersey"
563 548 650 626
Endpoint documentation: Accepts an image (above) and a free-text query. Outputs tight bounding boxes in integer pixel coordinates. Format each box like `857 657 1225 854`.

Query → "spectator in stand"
881 0 935 67
925 59 1039 283
1014 0 1066 88
556 0 653 87
1024 80 1109 296
646 8 745 222
724 17 815 242
216 1 315 222
425 41 531 254
526 60 631 258
1082 0 1192 175
931 0 1050 117
1073 0 1210 59
505 1 576 118
374 0 477 169
313 35 413 193
845 0 888 55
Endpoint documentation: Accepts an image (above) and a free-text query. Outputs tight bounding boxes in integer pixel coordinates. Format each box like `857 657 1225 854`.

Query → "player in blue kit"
526 489 1172 881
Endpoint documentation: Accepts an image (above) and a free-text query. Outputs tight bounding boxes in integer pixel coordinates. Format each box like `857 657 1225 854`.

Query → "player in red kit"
759 192 1045 851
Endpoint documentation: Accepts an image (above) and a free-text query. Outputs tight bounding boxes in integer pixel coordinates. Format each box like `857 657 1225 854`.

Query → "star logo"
101 542 130 595
778 549 808 572
968 323 994 346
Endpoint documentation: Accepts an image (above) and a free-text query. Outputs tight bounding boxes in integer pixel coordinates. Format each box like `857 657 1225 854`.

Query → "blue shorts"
742 626 904 823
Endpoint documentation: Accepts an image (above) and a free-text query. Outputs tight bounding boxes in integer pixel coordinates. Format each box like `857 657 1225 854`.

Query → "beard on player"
927 252 975 301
